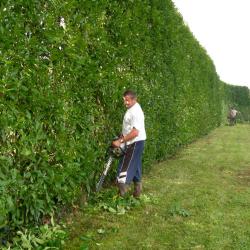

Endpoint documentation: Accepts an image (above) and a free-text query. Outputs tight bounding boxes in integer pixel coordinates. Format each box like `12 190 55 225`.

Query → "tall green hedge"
0 0 250 231
221 82 250 122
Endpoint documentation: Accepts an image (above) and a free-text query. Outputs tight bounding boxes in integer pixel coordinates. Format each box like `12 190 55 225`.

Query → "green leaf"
97 228 105 234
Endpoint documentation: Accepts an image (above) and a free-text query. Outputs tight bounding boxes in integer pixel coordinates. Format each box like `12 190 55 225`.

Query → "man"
112 90 146 197
228 107 239 126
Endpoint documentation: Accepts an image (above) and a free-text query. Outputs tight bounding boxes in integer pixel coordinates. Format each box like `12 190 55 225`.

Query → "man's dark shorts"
117 140 145 184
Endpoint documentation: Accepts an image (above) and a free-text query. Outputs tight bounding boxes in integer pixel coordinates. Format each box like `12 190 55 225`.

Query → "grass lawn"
64 124 250 250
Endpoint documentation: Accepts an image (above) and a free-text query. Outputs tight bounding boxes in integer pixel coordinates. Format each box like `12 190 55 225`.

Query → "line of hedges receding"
221 82 250 122
0 0 250 231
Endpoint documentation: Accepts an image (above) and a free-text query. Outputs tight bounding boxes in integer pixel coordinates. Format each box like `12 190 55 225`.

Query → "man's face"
123 95 136 109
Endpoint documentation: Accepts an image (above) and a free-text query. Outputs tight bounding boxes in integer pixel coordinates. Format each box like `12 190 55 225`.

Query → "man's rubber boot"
118 183 129 197
133 182 142 198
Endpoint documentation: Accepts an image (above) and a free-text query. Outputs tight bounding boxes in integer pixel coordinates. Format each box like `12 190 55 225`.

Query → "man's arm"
112 128 139 147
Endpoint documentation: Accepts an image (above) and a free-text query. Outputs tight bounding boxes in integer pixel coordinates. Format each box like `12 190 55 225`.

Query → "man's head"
123 90 137 108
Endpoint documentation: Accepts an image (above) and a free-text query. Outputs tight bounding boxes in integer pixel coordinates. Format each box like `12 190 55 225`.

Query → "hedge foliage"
0 0 250 231
222 82 250 122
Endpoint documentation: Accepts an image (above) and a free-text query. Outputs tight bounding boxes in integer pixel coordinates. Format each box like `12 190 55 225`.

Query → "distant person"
112 90 146 197
228 107 239 126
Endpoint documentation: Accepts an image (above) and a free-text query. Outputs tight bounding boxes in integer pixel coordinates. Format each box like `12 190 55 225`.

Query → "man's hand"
112 139 122 148
112 128 139 147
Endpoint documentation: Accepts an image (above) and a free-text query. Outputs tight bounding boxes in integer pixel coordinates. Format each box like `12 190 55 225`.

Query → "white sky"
172 0 250 89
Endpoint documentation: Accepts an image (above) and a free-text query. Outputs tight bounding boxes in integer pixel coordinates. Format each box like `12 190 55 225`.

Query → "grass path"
64 125 250 250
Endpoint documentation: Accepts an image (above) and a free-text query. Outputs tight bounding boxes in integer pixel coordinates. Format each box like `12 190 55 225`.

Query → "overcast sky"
172 0 250 89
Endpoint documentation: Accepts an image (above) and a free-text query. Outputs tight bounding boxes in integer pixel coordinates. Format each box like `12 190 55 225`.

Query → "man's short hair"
123 90 137 99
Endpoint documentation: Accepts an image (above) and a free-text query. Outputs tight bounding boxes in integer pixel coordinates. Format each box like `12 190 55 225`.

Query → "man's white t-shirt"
122 102 146 145
231 109 237 118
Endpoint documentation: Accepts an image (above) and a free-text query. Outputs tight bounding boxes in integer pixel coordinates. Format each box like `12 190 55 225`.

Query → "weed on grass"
169 203 191 217
64 187 158 249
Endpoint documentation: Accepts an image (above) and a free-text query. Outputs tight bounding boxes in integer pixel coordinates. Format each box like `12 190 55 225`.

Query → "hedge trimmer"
96 141 126 192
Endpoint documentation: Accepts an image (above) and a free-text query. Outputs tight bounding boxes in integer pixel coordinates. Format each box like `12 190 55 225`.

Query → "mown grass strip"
64 124 250 250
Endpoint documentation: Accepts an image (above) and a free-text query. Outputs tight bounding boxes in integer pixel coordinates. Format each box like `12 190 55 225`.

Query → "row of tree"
0 0 249 234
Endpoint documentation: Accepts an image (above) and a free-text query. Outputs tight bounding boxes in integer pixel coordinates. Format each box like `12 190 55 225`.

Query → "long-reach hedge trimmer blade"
96 155 114 192
96 142 126 192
